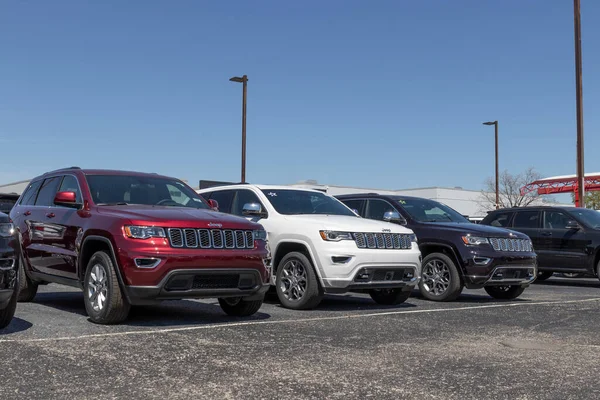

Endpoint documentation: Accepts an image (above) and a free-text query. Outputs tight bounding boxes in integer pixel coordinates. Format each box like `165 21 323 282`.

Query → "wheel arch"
79 235 128 298
272 240 322 280
419 242 466 277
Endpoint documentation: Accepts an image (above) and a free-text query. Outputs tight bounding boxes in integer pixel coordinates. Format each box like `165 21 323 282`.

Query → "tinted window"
568 208 600 229
341 199 364 215
206 190 235 213
232 189 263 216
544 211 571 229
395 197 468 223
35 177 61 206
58 175 82 203
86 175 208 209
365 199 395 220
486 211 513 227
513 211 540 229
20 180 43 206
0 198 17 213
261 189 355 216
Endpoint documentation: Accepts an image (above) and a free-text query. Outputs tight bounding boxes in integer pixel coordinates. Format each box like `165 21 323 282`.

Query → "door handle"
541 232 552 237
24 211 31 216
46 213 55 219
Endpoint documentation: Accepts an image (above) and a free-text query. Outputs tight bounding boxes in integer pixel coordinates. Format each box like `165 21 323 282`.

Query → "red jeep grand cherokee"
10 168 270 324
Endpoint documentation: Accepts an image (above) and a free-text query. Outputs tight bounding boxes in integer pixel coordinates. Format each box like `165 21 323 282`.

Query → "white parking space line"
2 297 599 344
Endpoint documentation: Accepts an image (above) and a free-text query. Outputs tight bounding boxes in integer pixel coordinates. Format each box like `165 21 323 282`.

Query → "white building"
1 177 571 219
287 180 570 219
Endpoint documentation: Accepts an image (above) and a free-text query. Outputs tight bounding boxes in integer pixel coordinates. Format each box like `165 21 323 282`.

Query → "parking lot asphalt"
1 277 600 400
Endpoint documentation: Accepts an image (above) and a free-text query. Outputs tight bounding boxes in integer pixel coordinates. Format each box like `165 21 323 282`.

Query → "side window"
20 180 43 206
58 175 82 203
513 211 540 229
166 183 191 207
35 177 62 206
365 199 395 221
341 199 365 216
487 212 513 227
232 189 264 216
544 211 571 230
206 190 235 213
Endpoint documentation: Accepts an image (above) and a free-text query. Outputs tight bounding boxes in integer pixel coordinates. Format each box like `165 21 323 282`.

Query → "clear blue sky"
1 0 599 193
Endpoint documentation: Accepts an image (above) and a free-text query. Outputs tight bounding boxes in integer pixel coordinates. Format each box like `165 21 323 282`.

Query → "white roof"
197 184 325 194
537 172 600 182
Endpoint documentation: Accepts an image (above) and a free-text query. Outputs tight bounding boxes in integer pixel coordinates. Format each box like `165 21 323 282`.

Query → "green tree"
571 191 600 209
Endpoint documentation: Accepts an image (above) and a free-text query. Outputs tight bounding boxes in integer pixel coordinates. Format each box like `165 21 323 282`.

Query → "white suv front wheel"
276 252 323 310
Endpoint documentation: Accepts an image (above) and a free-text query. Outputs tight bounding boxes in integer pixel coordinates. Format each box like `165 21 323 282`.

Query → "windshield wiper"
97 202 130 206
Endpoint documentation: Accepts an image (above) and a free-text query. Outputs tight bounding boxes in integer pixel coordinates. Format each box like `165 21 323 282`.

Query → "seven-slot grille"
353 233 412 250
168 228 255 249
489 237 532 252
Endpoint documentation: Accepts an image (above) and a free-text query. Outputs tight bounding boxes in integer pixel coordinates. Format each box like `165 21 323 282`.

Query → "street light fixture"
483 120 499 210
230 75 248 183
573 0 585 207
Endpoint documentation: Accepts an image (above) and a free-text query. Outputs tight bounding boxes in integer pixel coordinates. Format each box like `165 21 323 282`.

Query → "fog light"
134 258 161 269
473 257 492 265
403 271 414 280
331 256 352 264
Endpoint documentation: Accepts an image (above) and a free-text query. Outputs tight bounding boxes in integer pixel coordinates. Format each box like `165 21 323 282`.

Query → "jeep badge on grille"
208 222 223 228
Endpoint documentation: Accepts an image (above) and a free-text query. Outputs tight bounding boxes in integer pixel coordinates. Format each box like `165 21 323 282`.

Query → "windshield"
396 197 468 223
0 198 17 214
570 208 600 229
261 189 356 216
86 175 209 209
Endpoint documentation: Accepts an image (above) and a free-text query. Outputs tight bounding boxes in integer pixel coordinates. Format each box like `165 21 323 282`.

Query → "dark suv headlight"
461 235 489 246
0 223 14 238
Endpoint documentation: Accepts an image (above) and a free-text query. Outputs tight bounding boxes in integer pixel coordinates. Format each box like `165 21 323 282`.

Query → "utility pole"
483 121 500 209
574 0 585 207
230 75 248 183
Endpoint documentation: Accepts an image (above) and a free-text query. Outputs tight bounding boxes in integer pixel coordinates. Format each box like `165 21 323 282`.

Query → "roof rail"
44 166 81 174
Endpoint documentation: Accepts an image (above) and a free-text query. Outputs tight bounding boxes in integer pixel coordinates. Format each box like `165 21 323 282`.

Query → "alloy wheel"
280 260 307 301
422 259 451 296
88 264 108 312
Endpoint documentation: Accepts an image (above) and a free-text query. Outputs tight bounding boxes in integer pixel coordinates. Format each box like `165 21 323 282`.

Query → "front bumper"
312 241 422 293
0 238 19 308
461 251 537 289
124 268 270 305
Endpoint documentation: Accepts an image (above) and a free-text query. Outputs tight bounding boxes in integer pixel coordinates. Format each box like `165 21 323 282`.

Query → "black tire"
369 288 411 305
276 252 323 310
218 297 264 317
536 271 553 281
484 285 526 300
18 255 38 302
419 252 463 302
0 289 17 329
83 251 130 324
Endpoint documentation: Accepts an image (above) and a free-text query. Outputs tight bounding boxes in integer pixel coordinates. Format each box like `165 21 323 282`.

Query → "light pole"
573 0 585 207
230 75 248 183
483 121 499 209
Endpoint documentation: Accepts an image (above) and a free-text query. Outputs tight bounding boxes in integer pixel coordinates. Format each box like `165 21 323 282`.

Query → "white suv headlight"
319 231 353 241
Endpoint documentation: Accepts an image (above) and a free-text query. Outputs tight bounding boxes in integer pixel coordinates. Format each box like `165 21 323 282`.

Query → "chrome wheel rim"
88 264 108 312
422 259 450 296
280 260 307 301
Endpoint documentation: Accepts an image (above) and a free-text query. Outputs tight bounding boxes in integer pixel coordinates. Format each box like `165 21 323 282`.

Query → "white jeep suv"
198 185 422 310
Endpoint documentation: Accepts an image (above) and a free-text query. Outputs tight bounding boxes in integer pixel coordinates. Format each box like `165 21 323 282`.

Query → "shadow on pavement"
0 317 33 335
409 289 531 304
264 292 418 312
534 278 600 289
33 291 271 327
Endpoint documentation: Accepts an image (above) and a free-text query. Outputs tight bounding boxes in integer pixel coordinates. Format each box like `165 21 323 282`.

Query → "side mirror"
208 199 219 211
566 220 580 230
54 191 81 209
243 203 266 218
383 210 407 225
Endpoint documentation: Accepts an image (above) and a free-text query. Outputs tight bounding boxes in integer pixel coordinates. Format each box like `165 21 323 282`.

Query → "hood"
284 214 413 234
96 205 262 229
419 222 528 239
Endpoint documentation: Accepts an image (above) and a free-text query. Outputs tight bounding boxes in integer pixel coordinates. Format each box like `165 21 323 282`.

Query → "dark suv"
0 211 19 329
10 168 270 324
337 194 537 301
481 206 600 281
